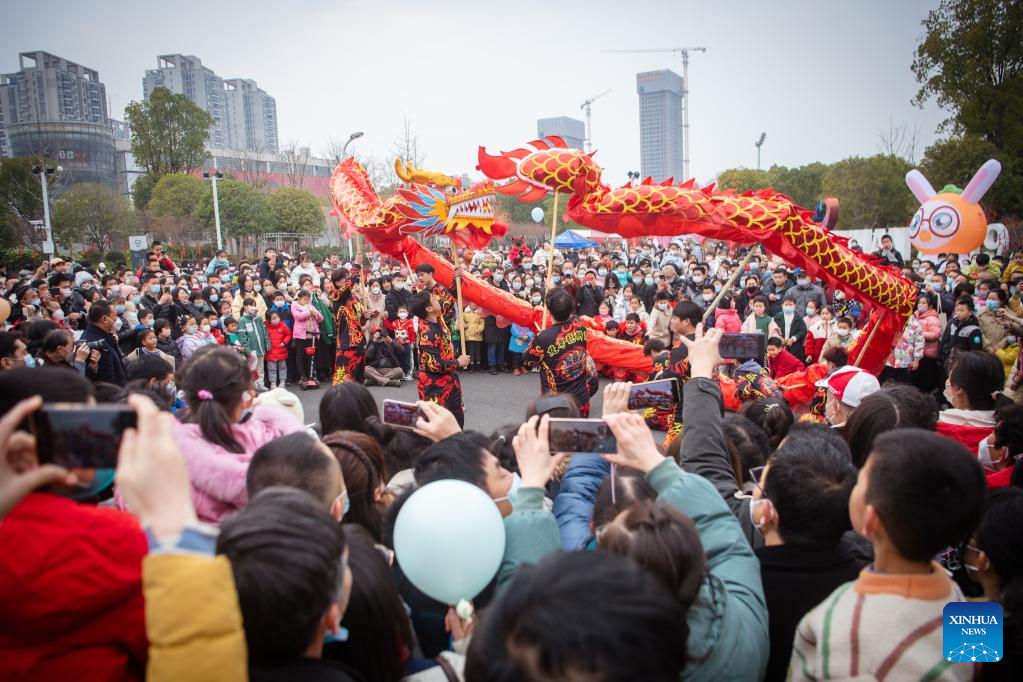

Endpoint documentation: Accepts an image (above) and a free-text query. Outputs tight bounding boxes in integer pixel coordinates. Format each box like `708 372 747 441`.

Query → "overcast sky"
4 0 947 184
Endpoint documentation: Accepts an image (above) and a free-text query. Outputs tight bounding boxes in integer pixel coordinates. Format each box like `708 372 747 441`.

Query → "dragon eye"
930 207 960 237
909 210 923 237
445 186 458 195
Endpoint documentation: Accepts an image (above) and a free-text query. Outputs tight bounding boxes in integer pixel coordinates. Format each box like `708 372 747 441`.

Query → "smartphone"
718 332 767 360
29 405 136 493
627 378 680 411
548 418 618 455
382 399 421 429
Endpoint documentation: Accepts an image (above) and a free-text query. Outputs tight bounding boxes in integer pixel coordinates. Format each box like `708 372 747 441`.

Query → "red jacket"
713 308 742 333
0 493 148 681
387 317 416 346
266 320 292 361
768 348 805 379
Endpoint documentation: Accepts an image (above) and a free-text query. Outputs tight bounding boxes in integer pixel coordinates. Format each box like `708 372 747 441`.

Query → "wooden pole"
541 192 560 328
451 245 467 355
702 244 759 323
852 308 887 368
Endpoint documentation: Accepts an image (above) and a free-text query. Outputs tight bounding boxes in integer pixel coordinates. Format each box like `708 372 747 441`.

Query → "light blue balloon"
393 479 506 605
531 206 545 223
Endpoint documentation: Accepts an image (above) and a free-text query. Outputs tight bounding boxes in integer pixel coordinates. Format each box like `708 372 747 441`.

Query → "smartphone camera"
382 399 421 429
548 418 618 455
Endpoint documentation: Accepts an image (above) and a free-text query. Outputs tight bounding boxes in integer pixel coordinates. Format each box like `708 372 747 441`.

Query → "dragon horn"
395 159 413 183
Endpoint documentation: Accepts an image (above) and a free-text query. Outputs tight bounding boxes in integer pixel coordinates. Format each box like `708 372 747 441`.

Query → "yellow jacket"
143 553 247 682
462 308 485 341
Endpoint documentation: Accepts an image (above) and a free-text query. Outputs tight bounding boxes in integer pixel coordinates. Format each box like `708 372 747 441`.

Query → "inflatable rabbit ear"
962 159 1002 205
905 169 937 205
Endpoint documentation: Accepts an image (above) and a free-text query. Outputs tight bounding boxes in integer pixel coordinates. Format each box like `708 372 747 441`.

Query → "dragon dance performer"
330 269 366 384
523 289 599 417
409 290 471 426
414 263 456 330
661 300 704 448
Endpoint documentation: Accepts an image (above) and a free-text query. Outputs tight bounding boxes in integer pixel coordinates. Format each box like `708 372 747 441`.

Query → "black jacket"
365 338 401 369
940 313 983 360
574 282 603 317
772 311 808 360
80 323 127 386
384 288 411 322
756 544 864 682
250 657 363 682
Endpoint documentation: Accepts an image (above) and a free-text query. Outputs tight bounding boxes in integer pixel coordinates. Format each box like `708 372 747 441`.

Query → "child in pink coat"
290 289 324 382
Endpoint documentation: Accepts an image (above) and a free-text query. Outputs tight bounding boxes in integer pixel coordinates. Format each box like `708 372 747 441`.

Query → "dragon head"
393 162 506 249
477 135 603 202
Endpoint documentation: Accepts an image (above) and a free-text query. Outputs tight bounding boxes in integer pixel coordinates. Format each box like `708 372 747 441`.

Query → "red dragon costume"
329 138 919 408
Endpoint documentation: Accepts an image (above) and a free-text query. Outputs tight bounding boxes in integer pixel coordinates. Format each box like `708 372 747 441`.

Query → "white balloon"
393 479 506 604
531 206 545 223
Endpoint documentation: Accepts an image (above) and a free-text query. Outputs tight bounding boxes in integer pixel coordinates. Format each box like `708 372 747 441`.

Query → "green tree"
125 87 213 176
913 0 1023 148
821 155 915 228
716 168 771 194
197 178 271 238
268 187 324 233
919 135 1023 217
1 158 45 246
52 182 137 249
494 191 537 225
148 173 204 218
769 163 828 210
131 173 158 211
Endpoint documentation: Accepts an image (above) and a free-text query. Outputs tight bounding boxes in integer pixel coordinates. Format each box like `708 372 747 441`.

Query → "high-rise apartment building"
224 78 278 153
536 116 585 151
0 51 115 187
143 54 279 153
0 51 109 157
636 69 683 182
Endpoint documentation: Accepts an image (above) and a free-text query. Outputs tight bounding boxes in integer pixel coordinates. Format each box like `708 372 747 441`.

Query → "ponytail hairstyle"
598 500 707 611
178 345 251 453
322 430 386 541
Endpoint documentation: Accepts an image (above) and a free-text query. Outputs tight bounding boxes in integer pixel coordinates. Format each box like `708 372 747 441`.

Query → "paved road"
291 369 608 435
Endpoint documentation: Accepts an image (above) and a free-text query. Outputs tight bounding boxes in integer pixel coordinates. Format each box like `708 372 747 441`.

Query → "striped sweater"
789 562 976 681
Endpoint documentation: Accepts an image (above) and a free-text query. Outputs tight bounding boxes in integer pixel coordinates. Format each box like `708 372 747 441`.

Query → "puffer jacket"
498 378 770 682
713 308 742 333
171 405 303 523
142 553 246 682
0 493 148 681
915 308 942 359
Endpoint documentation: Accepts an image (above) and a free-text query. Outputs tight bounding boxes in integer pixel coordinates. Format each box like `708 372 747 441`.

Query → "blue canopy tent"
554 230 598 248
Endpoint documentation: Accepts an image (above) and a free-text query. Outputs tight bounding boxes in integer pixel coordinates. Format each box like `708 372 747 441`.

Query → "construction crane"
580 88 612 153
604 47 707 179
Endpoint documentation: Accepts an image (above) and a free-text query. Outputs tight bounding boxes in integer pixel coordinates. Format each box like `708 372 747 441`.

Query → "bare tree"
280 140 311 188
236 142 271 191
392 115 425 169
877 118 921 164
322 137 347 167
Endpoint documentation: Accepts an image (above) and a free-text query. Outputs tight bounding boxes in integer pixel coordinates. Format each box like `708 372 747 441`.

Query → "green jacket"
312 295 335 345
498 381 769 682
237 314 270 356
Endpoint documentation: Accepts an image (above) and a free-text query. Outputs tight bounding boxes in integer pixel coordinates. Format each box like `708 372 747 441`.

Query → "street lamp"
755 132 767 171
31 164 61 257
202 166 225 250
342 131 364 159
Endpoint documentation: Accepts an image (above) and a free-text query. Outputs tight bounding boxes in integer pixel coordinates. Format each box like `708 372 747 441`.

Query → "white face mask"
657 302 669 311
371 287 381 295
398 311 408 320
113 318 124 331
749 498 769 530
200 324 211 333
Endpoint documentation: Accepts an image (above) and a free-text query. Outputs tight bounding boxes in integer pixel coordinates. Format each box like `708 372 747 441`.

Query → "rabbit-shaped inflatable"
905 160 1002 255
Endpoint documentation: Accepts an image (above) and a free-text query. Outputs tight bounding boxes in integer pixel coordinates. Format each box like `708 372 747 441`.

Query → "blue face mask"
552 275 561 284
932 282 943 292
323 627 350 644
169 285 177 293
806 307 816 317
151 285 161 295
209 294 219 302
986 299 1000 311
131 295 141 305
494 473 522 506
115 304 126 314
23 354 37 368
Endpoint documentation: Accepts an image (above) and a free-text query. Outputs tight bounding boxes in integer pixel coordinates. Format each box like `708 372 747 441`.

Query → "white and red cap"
815 366 880 408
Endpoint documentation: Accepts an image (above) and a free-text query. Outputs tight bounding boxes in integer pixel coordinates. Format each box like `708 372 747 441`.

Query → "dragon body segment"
478 136 918 374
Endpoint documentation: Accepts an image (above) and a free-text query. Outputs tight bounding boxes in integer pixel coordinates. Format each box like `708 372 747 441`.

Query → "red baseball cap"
815 366 880 408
